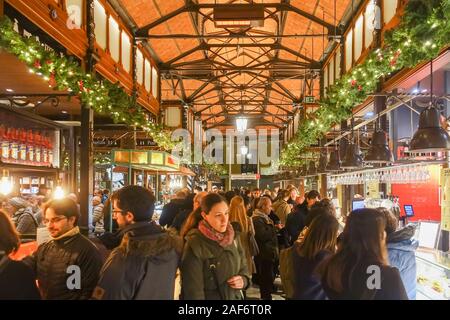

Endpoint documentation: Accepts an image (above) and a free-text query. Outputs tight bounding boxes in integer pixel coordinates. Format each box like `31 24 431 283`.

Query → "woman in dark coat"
321 209 408 300
181 193 250 300
292 213 339 300
0 210 40 300
252 197 279 300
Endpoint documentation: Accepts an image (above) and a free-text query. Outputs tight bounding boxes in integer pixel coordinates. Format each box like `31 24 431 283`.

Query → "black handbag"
248 233 260 257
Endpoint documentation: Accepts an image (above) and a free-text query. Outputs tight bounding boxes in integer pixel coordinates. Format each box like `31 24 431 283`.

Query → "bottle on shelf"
27 129 35 165
0 124 10 162
19 128 28 164
47 135 54 167
42 133 49 166
9 128 19 164
34 131 42 166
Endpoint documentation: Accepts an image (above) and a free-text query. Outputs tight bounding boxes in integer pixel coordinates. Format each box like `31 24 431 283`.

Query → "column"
69 126 77 193
79 0 95 232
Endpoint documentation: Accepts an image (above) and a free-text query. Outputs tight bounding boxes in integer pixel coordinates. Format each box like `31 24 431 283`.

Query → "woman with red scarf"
181 193 250 300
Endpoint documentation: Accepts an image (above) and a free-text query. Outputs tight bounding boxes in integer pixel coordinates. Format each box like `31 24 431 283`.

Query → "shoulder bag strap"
208 257 224 300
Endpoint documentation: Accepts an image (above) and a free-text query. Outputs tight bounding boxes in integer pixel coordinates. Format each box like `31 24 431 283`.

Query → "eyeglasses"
112 209 124 216
43 216 68 225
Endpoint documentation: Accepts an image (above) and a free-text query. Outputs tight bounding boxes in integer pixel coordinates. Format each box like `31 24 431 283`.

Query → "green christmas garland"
280 0 450 167
203 162 228 176
0 16 175 150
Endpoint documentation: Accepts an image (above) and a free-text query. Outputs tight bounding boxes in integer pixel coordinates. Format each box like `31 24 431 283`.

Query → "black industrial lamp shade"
317 152 328 173
326 149 341 171
339 138 348 160
300 164 308 177
410 106 450 152
365 129 394 163
341 142 363 169
307 161 317 176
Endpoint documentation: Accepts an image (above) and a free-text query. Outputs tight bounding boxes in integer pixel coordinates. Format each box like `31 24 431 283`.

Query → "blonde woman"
229 196 256 275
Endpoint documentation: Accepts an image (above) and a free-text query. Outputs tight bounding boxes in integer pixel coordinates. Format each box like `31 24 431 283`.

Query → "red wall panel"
391 165 441 222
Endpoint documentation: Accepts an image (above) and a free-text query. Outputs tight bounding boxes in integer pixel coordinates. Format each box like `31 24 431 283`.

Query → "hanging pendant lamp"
300 164 308 177
307 161 317 176
341 142 363 169
341 118 363 169
326 146 341 171
365 117 394 164
410 59 450 152
317 151 328 173
339 136 348 160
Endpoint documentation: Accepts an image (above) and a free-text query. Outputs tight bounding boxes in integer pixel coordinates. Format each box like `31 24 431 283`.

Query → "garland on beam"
280 0 450 167
0 16 175 150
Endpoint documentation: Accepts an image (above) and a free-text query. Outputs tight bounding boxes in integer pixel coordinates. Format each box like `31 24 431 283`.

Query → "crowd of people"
0 184 418 300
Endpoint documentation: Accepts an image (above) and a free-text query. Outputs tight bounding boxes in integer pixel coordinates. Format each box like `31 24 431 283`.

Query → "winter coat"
93 203 105 234
387 224 418 300
272 199 291 226
292 249 331 300
252 210 279 262
159 198 185 227
12 207 38 235
322 264 408 300
0 254 41 300
236 218 256 274
171 208 192 233
95 221 181 300
286 202 308 245
23 228 102 300
181 222 250 300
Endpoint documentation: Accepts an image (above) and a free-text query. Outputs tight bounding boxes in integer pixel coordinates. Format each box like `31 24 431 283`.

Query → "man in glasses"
93 185 182 300
23 198 102 299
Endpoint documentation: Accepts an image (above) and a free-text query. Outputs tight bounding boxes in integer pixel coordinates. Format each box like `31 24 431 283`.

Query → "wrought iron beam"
142 33 329 39
136 3 337 38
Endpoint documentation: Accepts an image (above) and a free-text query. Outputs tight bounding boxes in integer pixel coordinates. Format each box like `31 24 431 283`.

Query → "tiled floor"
245 277 286 300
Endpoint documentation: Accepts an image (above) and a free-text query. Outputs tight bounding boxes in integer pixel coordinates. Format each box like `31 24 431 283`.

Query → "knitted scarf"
198 220 234 247
252 209 273 225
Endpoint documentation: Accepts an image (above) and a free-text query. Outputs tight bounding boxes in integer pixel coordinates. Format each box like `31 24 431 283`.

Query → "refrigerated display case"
416 249 450 300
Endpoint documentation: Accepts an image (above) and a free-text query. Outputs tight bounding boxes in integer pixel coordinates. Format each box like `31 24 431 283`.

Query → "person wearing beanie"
5 197 37 236
93 185 182 300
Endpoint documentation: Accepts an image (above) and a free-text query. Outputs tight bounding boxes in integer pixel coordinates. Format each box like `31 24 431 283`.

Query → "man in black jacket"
285 190 320 245
159 190 187 227
93 186 182 300
23 198 102 300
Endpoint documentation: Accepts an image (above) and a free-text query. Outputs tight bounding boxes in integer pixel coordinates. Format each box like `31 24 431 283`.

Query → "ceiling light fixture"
214 4 264 28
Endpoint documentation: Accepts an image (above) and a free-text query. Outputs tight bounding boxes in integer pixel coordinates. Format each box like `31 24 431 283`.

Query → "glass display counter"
416 248 450 300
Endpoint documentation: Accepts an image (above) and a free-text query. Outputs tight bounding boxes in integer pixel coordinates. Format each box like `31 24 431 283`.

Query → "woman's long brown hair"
229 196 249 234
0 209 20 255
179 207 202 239
297 213 339 260
321 209 388 293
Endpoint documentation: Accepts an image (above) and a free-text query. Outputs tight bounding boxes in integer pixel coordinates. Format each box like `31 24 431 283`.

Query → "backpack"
279 246 295 299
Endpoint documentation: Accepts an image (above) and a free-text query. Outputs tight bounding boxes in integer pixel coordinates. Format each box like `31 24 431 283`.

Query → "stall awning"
112 149 181 172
